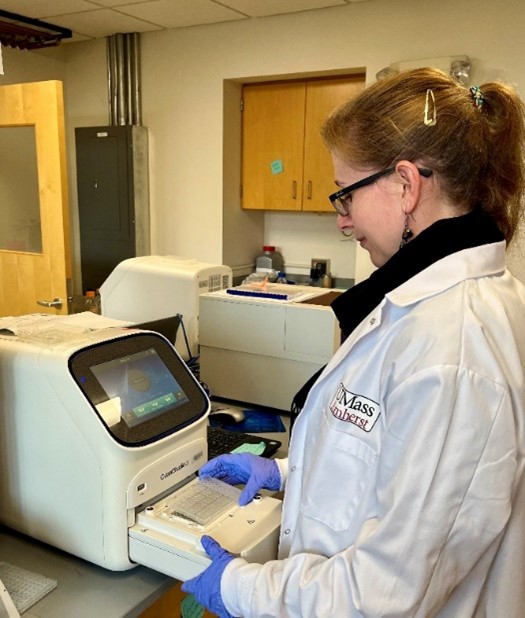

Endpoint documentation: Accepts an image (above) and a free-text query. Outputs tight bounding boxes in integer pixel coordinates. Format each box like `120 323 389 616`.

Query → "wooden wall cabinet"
241 75 365 212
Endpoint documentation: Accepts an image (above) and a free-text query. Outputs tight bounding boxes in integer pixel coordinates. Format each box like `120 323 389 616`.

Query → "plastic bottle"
85 290 100 314
255 246 284 279
321 274 333 288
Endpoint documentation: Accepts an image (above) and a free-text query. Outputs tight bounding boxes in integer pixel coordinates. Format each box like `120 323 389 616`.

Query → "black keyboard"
207 426 281 460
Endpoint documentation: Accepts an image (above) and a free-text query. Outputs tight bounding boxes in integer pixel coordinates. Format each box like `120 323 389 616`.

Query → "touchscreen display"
91 348 189 428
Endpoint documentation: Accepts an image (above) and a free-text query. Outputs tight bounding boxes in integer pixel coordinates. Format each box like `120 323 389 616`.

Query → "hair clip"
424 88 437 126
469 85 484 109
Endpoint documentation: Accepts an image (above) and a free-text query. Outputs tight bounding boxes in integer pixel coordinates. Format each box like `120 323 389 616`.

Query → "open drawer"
129 477 282 581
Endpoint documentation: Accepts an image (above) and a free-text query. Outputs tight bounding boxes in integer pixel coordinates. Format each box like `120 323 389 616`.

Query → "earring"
399 214 413 249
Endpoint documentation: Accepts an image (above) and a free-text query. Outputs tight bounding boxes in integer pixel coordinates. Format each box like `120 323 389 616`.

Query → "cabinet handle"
292 181 297 199
307 180 312 199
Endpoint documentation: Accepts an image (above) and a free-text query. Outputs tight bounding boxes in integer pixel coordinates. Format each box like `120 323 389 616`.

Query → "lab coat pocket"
300 426 377 532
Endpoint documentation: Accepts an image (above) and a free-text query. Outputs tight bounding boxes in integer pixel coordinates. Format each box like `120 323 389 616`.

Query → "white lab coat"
223 241 525 618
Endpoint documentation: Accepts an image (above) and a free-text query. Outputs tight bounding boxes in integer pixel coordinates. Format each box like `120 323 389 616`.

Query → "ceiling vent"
0 9 72 50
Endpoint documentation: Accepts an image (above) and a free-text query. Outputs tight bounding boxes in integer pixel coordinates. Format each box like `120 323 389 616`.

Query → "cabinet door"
76 126 149 292
242 82 306 210
302 76 365 212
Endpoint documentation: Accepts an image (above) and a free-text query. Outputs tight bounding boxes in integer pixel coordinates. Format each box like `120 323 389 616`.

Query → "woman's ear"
395 160 422 214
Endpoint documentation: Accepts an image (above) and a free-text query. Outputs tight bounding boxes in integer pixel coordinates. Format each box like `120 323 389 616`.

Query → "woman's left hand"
181 535 235 618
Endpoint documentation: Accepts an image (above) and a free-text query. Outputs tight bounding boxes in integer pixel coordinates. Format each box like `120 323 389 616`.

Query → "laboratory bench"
0 525 177 617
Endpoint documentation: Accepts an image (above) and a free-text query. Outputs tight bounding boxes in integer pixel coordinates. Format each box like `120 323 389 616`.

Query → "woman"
183 67 525 617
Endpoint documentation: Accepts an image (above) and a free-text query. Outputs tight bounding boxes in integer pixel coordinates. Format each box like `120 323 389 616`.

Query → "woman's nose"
336 212 352 231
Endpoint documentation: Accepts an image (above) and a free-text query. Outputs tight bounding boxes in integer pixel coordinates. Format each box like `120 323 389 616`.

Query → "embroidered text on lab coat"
329 383 380 432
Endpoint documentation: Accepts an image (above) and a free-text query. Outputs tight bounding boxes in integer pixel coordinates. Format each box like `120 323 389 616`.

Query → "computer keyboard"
207 426 281 460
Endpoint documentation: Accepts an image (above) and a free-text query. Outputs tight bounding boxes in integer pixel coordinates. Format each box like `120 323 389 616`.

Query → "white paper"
0 312 130 336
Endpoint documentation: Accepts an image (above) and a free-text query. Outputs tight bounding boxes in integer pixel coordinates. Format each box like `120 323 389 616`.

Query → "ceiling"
0 0 370 44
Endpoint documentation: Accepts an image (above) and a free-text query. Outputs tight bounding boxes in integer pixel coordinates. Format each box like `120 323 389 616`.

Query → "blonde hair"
321 67 525 243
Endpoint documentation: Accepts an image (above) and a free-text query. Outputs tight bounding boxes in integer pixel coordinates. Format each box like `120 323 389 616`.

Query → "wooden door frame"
0 80 71 315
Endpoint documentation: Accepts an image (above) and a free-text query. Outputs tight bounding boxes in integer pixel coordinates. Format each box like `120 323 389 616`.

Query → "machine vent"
208 274 224 292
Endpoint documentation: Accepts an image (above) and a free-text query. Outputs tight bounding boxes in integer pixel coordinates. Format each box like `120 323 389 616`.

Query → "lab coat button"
291 465 296 472
369 318 376 325
284 528 291 535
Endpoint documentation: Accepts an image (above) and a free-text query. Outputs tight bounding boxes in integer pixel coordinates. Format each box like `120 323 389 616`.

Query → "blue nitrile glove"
200 453 281 506
181 535 234 618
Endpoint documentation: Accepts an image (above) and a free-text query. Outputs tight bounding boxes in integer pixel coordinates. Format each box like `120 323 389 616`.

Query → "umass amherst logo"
329 383 380 433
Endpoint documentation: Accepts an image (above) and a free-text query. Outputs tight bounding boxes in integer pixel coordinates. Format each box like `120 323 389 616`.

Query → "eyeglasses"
329 167 433 216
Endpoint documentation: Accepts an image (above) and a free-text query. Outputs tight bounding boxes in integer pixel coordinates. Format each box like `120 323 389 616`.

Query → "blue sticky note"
270 159 283 174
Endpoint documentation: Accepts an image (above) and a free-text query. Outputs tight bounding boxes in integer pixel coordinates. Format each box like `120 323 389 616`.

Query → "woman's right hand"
200 453 281 506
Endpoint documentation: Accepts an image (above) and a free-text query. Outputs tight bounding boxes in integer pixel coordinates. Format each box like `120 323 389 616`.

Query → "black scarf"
291 209 504 416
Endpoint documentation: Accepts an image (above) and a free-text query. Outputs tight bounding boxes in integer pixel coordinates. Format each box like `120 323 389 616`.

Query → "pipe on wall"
107 32 141 126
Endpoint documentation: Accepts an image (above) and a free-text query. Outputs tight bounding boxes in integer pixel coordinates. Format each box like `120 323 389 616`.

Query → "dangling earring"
400 213 413 249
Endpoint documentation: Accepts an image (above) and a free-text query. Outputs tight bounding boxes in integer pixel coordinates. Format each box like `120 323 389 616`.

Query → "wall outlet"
311 258 330 277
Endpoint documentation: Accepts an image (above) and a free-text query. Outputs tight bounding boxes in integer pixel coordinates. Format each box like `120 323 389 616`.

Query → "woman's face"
332 154 404 267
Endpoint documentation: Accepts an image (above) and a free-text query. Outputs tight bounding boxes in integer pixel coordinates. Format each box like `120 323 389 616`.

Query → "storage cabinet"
199 287 341 410
241 75 365 212
75 125 149 293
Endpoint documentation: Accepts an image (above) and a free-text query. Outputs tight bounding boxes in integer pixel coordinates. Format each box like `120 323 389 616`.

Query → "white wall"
2 0 525 287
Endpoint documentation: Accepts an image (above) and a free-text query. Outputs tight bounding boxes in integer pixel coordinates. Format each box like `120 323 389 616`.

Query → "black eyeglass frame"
329 167 433 216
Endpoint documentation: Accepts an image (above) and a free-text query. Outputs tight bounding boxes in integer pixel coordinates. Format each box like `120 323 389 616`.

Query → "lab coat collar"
317 240 507 396
386 240 507 307
331 209 503 339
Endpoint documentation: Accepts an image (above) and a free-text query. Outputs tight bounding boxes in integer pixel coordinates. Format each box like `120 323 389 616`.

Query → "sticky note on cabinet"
270 159 284 174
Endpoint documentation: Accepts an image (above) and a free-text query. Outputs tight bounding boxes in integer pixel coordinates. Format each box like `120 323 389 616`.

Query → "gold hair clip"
424 88 437 126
